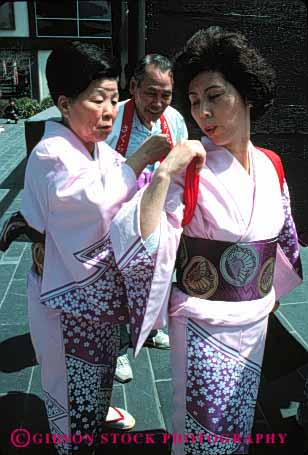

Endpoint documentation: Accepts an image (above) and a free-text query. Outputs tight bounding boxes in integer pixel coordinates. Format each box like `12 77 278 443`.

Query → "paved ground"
0 119 307 454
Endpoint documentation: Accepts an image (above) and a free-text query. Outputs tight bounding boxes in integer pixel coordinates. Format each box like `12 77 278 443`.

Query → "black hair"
132 53 173 85
174 27 276 121
46 42 120 104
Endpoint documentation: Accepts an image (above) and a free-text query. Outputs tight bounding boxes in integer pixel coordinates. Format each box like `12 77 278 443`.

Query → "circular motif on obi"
220 245 259 287
258 257 275 297
182 255 219 298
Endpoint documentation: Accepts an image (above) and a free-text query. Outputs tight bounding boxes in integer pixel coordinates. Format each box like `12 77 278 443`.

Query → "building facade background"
0 1 114 101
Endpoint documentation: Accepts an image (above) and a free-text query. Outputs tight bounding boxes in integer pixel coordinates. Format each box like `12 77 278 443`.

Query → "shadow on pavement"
0 391 56 454
263 313 308 381
252 313 308 454
0 158 27 218
0 333 37 373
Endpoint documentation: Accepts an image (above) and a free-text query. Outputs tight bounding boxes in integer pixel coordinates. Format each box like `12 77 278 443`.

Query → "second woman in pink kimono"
17 42 177 455
111 27 303 454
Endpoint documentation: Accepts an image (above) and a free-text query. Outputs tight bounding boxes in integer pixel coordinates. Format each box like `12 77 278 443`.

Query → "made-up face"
59 78 119 154
188 71 250 152
130 64 173 130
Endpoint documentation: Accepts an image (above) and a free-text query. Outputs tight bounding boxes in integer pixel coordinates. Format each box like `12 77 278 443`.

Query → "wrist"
133 147 151 171
154 165 172 184
126 150 148 178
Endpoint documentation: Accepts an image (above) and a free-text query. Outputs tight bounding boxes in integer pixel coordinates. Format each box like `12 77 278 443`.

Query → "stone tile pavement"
0 119 307 454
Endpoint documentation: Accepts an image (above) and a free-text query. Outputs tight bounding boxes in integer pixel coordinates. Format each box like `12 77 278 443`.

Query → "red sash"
115 99 174 156
182 146 285 227
115 99 199 226
182 161 200 226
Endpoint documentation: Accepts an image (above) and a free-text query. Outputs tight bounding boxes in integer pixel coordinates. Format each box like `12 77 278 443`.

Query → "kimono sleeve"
21 146 55 233
110 174 185 356
99 160 138 216
273 179 303 299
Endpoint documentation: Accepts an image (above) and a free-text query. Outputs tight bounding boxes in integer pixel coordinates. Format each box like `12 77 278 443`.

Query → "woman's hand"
158 139 206 178
139 140 206 239
138 134 171 164
126 134 171 177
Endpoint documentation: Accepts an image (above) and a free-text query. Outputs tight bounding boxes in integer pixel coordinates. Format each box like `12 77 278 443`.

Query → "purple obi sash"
175 235 278 301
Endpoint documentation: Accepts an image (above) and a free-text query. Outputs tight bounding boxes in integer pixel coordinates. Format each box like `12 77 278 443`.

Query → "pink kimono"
111 137 302 455
21 121 143 454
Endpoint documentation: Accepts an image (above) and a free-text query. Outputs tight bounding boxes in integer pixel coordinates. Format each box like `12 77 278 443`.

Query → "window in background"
34 0 111 38
0 3 15 30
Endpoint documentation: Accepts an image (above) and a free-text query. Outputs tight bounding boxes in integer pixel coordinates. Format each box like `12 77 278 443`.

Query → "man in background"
106 53 188 383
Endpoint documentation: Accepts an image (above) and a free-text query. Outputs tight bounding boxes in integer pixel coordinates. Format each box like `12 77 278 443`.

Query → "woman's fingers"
140 134 171 163
190 140 206 173
164 139 206 176
194 154 206 174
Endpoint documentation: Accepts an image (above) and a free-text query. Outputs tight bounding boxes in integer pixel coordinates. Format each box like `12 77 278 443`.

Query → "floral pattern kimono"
110 137 302 455
21 120 141 454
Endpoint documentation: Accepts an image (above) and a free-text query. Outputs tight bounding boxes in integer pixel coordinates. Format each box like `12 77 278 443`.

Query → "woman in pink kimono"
17 42 190 455
110 27 303 454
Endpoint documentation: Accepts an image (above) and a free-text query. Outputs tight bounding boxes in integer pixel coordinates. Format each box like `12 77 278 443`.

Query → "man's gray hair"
132 54 173 84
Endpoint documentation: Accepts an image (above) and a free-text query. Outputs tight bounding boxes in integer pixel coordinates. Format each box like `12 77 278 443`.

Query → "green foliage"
0 96 55 119
40 96 54 111
15 97 40 118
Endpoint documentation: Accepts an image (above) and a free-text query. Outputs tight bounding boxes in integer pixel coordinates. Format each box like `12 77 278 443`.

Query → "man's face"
130 64 173 129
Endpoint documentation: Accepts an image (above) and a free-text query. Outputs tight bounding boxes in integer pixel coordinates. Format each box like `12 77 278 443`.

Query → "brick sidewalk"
0 120 307 454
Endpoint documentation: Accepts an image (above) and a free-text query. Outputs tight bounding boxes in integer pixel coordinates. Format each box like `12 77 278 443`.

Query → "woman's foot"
104 406 136 430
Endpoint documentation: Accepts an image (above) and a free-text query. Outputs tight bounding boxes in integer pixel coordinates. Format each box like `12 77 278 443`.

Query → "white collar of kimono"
45 120 100 160
201 135 255 177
